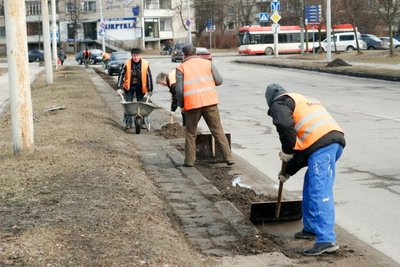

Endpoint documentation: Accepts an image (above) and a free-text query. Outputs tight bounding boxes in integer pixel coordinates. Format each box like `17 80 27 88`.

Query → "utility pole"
42 0 53 84
99 0 105 52
4 0 35 154
326 0 332 62
300 0 305 55
51 0 58 70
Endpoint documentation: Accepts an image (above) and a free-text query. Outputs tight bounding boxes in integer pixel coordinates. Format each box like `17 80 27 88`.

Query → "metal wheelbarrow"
120 95 157 134
250 161 303 223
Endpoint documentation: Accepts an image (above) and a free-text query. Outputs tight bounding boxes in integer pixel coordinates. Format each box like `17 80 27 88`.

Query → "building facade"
0 0 193 54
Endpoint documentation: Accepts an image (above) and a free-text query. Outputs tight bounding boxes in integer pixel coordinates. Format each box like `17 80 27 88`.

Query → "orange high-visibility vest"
122 59 149 93
177 58 218 111
83 50 90 58
286 93 343 150
102 52 110 61
168 69 176 87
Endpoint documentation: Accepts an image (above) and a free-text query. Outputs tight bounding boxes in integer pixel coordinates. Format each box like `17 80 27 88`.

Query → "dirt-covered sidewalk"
0 67 213 266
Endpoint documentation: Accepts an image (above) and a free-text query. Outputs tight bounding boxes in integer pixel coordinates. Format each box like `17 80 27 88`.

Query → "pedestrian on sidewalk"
175 44 234 167
117 48 154 128
156 70 186 126
58 48 66 65
265 83 346 256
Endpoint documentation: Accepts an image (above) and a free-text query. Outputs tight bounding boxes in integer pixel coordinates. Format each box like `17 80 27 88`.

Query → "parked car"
107 51 131 76
361 34 389 50
171 43 187 62
28 49 44 62
379 37 400 49
75 49 104 65
316 32 365 52
195 47 212 60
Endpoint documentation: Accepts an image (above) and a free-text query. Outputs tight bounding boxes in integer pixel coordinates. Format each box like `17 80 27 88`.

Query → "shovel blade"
250 200 302 223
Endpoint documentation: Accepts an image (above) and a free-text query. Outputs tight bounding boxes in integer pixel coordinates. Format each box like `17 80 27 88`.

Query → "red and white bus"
238 24 355 55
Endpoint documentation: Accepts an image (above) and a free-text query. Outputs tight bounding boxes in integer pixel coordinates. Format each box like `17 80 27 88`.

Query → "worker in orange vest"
265 84 346 256
116 48 153 128
83 48 91 67
175 44 234 167
102 51 110 69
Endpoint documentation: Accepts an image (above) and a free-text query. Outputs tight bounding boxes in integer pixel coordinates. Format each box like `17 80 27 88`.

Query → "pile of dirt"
326 58 352 67
157 122 185 139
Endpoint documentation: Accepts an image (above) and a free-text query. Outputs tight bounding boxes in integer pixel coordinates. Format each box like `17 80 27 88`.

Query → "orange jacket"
102 52 110 61
176 58 218 111
287 93 343 150
83 50 90 58
122 59 149 93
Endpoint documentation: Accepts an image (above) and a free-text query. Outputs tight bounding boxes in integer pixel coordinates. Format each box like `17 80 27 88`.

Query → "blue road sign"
271 1 280 11
305 5 321 23
259 12 269 23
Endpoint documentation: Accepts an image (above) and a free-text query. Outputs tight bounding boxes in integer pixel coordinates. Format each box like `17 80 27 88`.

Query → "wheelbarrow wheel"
134 116 142 134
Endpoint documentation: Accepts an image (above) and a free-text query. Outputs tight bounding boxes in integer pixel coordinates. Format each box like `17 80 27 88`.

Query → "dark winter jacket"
265 84 346 176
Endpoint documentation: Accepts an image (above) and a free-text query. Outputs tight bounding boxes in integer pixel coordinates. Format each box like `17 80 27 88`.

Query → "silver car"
379 37 400 49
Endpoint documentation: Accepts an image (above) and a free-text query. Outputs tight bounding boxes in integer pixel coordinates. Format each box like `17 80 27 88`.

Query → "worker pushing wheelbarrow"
119 94 157 134
115 47 156 134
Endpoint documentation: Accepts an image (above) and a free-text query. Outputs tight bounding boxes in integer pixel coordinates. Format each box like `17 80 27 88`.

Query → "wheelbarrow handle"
275 160 287 218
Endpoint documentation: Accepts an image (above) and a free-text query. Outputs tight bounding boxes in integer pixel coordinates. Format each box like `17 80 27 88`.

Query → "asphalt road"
148 55 400 264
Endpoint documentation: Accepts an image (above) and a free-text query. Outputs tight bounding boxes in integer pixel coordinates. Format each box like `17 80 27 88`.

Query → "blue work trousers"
302 143 343 243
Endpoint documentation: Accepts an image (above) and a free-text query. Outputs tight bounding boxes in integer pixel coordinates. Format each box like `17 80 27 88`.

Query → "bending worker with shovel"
265 84 346 256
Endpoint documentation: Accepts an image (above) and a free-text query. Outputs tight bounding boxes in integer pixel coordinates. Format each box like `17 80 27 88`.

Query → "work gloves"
116 89 123 96
278 171 290 183
279 151 294 162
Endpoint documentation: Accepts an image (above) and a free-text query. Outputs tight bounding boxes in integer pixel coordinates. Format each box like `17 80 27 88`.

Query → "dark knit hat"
131 48 141 54
182 44 196 53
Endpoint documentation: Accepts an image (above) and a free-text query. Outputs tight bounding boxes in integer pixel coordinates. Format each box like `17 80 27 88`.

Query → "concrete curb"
234 59 400 82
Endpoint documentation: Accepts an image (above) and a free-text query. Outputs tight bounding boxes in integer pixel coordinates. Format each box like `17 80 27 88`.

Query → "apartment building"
0 0 192 54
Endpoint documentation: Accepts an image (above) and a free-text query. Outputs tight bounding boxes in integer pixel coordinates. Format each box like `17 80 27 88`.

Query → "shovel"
250 160 302 223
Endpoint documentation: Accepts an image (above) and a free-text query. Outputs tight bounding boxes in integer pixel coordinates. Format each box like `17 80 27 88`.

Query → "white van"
317 32 366 52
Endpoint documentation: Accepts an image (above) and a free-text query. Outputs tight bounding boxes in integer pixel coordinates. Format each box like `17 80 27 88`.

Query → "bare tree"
192 0 226 45
175 0 189 33
333 0 372 53
235 0 257 26
373 0 400 56
67 0 83 53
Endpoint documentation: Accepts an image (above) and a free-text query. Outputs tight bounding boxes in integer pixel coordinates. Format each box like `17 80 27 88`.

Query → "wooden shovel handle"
275 160 287 218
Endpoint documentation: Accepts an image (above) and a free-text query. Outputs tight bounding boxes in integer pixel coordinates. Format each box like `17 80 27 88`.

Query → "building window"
27 22 42 36
145 0 160 9
83 1 96 12
67 24 75 40
0 27 6 37
145 18 159 38
83 22 97 39
227 22 235 31
26 1 41 15
160 19 172 31
159 0 171 9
